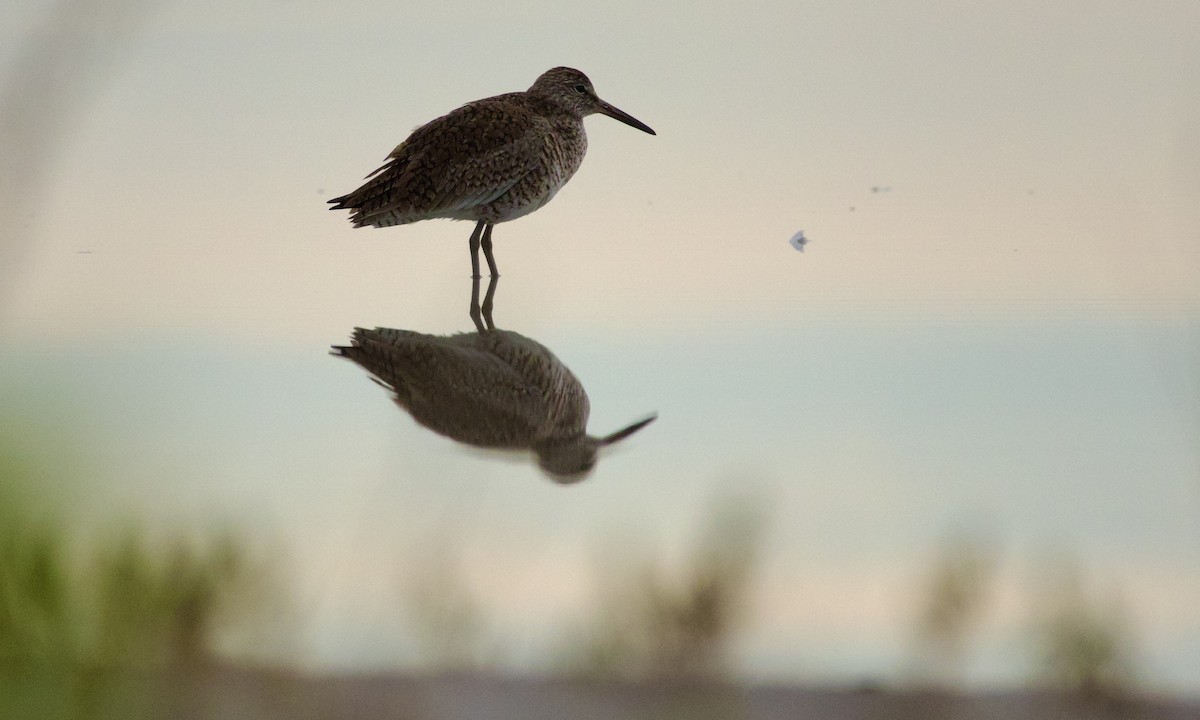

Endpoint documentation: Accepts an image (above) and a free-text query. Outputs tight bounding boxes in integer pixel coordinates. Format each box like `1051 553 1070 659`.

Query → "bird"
327 67 656 278
331 276 656 482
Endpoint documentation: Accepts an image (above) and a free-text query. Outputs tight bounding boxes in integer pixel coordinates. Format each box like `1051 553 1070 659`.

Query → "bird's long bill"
600 414 658 445
597 100 656 135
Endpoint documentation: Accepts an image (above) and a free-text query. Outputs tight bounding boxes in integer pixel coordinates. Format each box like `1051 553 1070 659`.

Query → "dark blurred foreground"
3 666 1198 720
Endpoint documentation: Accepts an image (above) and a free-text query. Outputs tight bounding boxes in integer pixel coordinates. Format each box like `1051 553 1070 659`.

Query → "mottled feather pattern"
480 329 590 438
330 95 583 228
328 67 654 277
332 327 586 448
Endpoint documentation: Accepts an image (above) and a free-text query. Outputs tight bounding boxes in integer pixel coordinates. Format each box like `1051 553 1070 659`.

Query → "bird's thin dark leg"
468 273 486 333
481 223 500 278
468 220 486 279
481 274 498 331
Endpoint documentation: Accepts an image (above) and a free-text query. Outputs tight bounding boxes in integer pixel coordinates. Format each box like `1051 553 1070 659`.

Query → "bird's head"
534 414 658 483
529 67 656 135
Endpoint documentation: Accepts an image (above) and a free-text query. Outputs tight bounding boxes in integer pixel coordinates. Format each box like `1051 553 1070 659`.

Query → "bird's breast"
483 121 587 223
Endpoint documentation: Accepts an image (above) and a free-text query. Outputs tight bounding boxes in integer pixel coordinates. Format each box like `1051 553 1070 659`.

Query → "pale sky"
4 0 1199 337
2 0 1199 694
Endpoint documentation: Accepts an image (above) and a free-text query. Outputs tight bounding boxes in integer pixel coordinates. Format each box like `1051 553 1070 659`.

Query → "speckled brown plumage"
336 326 583 443
328 67 655 277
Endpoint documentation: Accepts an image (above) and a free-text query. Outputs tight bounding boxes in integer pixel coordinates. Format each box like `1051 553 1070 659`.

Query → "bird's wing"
335 328 548 447
484 331 590 436
331 95 547 224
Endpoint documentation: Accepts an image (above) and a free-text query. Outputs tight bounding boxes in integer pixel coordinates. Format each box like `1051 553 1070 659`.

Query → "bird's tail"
331 327 429 397
327 155 401 213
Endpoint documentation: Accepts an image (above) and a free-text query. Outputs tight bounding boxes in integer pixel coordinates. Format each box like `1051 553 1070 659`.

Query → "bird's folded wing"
348 329 547 438
365 98 548 219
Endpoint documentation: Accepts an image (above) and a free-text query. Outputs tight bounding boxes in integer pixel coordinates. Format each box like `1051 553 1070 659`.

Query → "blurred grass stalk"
904 528 1141 700
906 529 998 690
1031 560 1137 699
570 494 766 681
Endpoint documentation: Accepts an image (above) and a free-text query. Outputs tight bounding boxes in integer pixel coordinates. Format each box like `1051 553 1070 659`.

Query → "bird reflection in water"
332 276 656 482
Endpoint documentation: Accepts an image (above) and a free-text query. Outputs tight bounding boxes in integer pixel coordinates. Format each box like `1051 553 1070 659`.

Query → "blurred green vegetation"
0 418 275 719
89 530 249 667
902 531 1142 701
1 450 263 669
1 422 79 668
906 530 997 689
569 495 765 681
401 540 491 670
1031 561 1137 699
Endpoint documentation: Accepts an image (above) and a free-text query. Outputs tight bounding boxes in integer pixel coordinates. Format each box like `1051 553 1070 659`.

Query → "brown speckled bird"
328 67 655 278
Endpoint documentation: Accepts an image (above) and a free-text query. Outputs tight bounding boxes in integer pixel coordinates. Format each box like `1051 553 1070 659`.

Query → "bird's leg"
468 220 486 279
468 273 486 333
481 223 500 278
481 274 498 331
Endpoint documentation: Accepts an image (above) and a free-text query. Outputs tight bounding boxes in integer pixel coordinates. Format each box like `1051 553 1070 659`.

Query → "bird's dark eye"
573 84 587 94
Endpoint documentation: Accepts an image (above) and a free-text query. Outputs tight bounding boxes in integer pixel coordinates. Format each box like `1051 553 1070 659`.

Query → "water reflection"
332 276 656 482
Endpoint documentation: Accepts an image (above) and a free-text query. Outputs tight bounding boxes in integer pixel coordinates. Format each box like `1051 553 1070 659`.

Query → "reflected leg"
481 274 498 331
481 223 500 278
468 273 485 333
